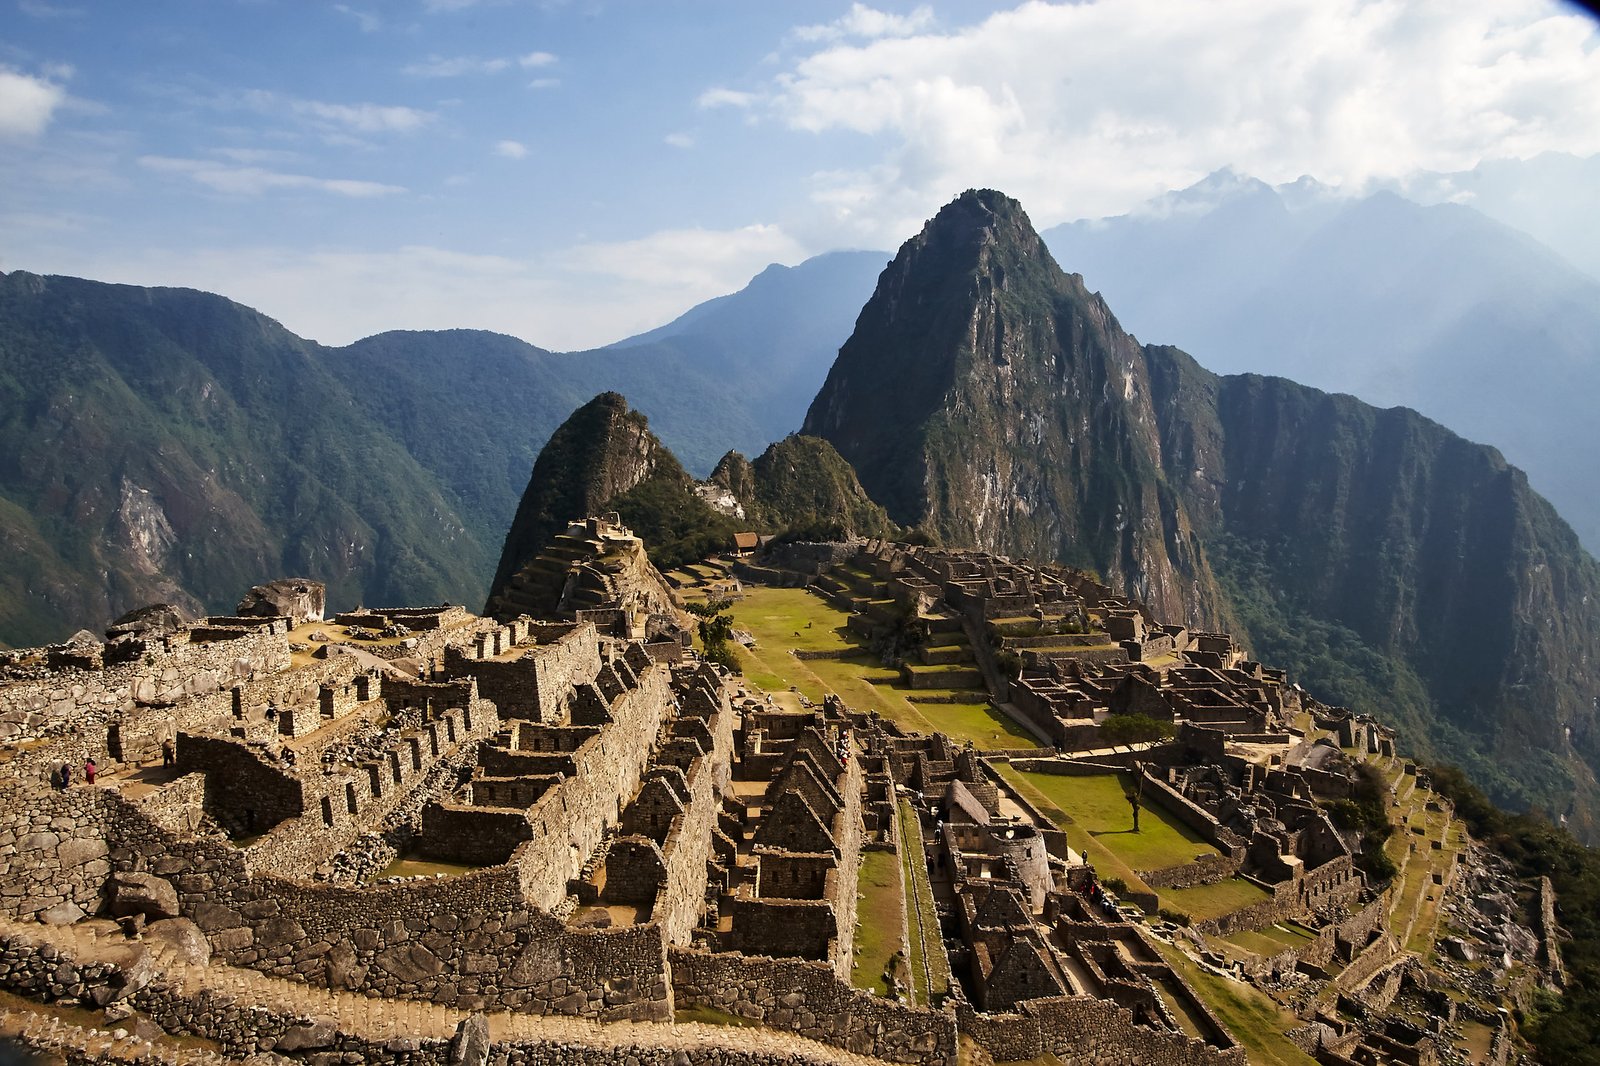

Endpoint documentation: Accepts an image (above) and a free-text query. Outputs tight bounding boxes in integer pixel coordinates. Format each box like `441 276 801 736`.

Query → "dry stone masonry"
0 531 1557 1064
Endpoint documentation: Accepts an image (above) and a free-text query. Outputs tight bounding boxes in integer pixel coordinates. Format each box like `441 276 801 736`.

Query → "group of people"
52 757 96 790
1083 871 1121 919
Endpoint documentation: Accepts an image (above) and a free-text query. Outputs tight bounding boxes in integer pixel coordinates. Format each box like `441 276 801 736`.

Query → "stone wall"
443 621 601 722
0 928 869 1066
957 994 1245 1065
1140 853 1241 891
242 697 499 878
0 623 290 778
669 947 957 1065
177 731 305 834
512 665 675 911
648 670 736 946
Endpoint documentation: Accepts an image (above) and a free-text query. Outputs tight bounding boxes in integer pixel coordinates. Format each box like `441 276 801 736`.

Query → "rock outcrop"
487 393 683 609
803 189 1230 629
709 435 895 540
236 579 325 626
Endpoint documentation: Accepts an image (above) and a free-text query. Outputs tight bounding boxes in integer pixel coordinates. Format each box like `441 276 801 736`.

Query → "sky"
3 0 1599 351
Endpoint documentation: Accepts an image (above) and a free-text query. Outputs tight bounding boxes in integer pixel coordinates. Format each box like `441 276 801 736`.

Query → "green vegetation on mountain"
0 272 816 644
0 271 487 644
1429 765 1600 1065
711 435 895 540
488 398 891 612
804 188 1600 838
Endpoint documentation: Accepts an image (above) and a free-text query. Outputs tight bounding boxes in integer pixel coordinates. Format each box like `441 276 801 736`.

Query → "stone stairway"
1 918 894 1065
0 1003 234 1064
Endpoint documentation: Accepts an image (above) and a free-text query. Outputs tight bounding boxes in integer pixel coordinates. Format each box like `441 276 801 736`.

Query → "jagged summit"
486 392 684 611
803 188 1222 629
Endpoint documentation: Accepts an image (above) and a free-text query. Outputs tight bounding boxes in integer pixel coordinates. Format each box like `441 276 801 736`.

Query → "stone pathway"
3 918 894 1065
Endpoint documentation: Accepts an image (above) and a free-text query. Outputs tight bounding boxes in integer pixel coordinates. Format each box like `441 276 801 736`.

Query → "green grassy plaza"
723 585 1038 750
851 849 906 996
1159 877 1273 922
1007 766 1219 873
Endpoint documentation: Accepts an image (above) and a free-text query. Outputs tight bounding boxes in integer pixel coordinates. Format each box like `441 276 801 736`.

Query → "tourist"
161 738 175 768
265 700 278 721
83 757 96 785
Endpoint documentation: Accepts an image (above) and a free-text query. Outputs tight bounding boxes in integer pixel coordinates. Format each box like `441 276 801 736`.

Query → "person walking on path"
83 757 96 785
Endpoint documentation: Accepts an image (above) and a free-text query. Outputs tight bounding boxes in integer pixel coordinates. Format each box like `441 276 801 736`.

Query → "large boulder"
106 604 190 643
146 918 211 966
108 872 180 921
237 579 326 626
449 1013 491 1066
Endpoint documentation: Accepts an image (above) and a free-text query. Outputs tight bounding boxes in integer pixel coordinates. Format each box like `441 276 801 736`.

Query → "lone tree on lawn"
1099 711 1175 751
685 597 740 672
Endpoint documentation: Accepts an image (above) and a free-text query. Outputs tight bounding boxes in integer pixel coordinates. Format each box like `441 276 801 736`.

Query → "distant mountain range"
1043 167 1600 553
0 256 886 647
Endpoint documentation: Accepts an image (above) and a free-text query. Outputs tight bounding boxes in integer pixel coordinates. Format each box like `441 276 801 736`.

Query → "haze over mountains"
1043 167 1600 553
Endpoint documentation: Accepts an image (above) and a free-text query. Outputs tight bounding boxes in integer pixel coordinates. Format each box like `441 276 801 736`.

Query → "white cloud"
664 132 694 149
697 87 758 110
794 4 935 43
333 4 380 33
527 78 560 90
567 223 803 294
0 67 67 138
405 51 553 77
281 95 433 133
761 0 1600 243
493 139 528 159
405 55 512 77
48 224 804 350
138 156 405 198
17 1 84 18
211 146 303 165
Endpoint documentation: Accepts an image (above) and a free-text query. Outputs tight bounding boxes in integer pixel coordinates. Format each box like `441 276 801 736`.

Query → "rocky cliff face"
804 189 1600 835
486 392 682 609
0 271 484 647
802 190 1229 627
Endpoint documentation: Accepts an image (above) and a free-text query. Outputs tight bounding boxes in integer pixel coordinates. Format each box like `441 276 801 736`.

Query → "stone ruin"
0 526 1561 1065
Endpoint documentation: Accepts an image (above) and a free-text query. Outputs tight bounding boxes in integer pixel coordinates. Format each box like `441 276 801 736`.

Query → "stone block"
449 1013 491 1066
109 873 180 920
275 1020 337 1051
190 901 244 931
146 918 211 966
374 943 444 983
37 902 86 926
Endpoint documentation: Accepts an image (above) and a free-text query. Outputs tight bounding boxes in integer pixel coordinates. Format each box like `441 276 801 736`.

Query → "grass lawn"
1225 923 1317 957
1160 877 1273 922
1151 940 1319 1066
1012 768 1219 872
898 799 950 1005
851 849 906 996
726 585 1038 750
